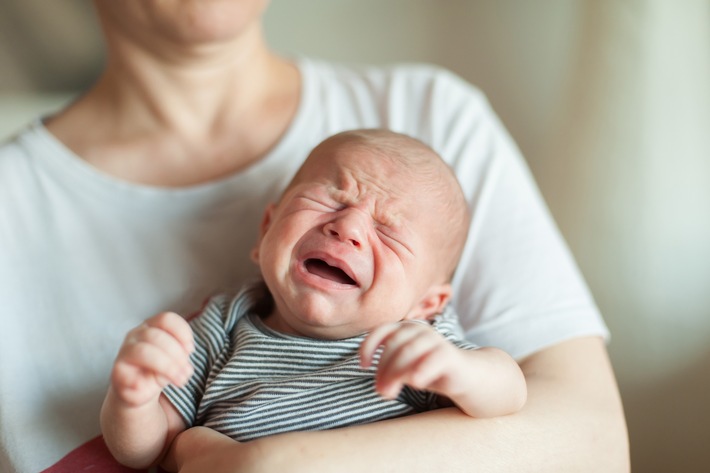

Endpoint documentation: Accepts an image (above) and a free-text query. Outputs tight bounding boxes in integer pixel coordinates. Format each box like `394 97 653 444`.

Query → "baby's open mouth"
304 258 357 286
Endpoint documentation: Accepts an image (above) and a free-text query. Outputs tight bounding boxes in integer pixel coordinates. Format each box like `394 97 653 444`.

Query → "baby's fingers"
123 313 194 370
111 358 169 406
144 311 195 353
395 344 450 391
112 313 195 393
375 332 441 398
119 336 193 387
360 323 401 367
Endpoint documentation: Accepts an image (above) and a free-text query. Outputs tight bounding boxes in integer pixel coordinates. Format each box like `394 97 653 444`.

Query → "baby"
101 129 527 469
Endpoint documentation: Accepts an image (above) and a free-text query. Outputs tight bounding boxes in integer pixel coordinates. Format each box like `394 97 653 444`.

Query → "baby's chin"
266 299 355 340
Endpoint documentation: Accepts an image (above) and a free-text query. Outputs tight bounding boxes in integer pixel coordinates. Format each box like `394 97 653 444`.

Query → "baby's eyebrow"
330 172 410 228
373 203 401 229
328 188 354 206
331 190 403 230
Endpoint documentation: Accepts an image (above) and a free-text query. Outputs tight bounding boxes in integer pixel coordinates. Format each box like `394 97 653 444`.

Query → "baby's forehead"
311 151 421 200
296 133 461 212
311 137 428 179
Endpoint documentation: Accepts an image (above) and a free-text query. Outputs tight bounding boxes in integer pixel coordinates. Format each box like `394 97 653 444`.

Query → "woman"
0 1 628 472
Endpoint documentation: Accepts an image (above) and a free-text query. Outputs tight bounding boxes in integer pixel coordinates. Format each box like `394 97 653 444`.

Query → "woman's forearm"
174 336 628 473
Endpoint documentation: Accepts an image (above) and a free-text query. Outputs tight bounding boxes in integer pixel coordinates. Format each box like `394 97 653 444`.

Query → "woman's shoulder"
300 56 446 79
301 56 485 100
0 122 34 161
295 56 495 145
0 121 50 191
0 119 70 169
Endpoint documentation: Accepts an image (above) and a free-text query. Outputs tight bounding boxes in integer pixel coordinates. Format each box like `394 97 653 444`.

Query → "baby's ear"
404 284 452 321
251 203 276 264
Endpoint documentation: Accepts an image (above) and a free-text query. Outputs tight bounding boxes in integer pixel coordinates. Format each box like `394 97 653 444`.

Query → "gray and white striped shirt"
163 283 476 442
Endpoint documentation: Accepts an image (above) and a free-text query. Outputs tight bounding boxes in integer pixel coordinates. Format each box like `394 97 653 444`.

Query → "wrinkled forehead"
298 140 420 199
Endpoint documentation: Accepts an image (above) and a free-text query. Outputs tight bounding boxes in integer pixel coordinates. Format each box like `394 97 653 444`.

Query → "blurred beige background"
2 1 709 471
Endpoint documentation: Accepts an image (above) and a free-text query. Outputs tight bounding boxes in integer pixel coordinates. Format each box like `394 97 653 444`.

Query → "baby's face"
255 140 449 339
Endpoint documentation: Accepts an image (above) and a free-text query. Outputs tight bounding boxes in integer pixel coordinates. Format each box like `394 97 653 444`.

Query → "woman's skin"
48 0 300 187
51 1 630 471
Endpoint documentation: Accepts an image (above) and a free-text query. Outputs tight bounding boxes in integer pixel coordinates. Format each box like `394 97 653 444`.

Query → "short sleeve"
432 305 479 351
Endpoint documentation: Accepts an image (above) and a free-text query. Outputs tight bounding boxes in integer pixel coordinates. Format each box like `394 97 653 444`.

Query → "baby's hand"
360 320 465 400
110 312 194 408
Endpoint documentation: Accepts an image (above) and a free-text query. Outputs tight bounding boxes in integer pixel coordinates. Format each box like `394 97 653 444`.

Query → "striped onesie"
163 283 477 441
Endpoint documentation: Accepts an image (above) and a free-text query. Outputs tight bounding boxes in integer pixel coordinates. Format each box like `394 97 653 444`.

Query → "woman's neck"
91 22 280 137
45 24 301 186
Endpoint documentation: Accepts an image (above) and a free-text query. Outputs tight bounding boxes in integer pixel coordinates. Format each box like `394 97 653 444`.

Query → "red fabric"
40 435 146 473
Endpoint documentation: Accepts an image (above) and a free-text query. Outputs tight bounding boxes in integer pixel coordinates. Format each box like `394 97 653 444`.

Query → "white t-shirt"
0 57 607 473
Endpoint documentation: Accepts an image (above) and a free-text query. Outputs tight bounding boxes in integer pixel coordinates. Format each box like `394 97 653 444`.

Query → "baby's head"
288 129 470 279
253 129 470 339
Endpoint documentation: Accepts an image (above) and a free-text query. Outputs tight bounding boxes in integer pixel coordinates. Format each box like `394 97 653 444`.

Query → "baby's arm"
100 312 194 469
360 321 527 418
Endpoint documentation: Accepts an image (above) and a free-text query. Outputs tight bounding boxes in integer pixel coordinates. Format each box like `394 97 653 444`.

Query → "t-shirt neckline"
22 57 315 209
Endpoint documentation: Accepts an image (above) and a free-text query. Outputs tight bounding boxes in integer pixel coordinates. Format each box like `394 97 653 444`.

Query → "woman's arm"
171 336 629 473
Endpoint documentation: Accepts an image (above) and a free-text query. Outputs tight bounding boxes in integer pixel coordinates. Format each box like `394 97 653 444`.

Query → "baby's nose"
323 210 367 248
